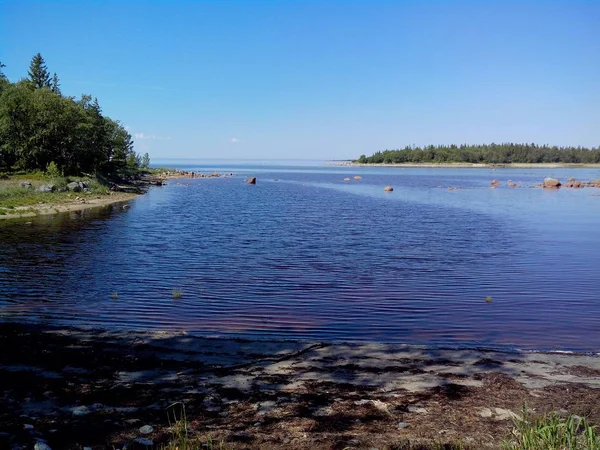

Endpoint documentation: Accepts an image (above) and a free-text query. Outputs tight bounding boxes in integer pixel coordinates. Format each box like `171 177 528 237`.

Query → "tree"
50 73 61 95
141 152 150 168
27 53 51 89
0 60 6 79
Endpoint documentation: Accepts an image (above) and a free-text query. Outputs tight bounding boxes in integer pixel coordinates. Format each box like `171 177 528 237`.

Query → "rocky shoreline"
0 323 599 449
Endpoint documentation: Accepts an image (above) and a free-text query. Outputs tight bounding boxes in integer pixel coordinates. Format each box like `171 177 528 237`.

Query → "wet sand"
1 323 598 449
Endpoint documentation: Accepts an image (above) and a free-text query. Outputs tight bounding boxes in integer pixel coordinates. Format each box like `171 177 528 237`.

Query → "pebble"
72 406 90 416
83 447 92 450
139 425 153 434
478 407 493 418
407 405 428 414
34 442 51 450
23 424 34 430
397 422 409 430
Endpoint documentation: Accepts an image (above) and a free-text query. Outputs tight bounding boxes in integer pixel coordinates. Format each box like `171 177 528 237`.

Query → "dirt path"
0 324 599 449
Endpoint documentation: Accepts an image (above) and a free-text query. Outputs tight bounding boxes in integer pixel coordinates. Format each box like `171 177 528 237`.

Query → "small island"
354 143 600 166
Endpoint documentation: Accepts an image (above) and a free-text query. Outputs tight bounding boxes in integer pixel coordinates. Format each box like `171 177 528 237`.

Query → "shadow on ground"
1 323 599 449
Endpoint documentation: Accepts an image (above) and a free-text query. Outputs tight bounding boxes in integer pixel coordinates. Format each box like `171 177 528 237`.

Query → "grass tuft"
172 288 183 300
503 407 600 450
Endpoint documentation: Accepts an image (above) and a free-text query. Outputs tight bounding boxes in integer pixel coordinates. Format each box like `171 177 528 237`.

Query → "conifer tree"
27 53 51 88
50 72 61 95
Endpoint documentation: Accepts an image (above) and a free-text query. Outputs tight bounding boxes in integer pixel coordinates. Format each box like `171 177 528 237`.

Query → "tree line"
0 54 149 177
356 143 600 165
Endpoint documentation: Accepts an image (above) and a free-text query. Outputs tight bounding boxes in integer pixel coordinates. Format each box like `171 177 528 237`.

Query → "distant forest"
356 143 600 165
0 54 148 176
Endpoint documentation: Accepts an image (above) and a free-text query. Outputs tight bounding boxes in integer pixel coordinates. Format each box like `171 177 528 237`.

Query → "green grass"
172 288 183 300
0 172 112 210
503 409 600 450
160 403 229 450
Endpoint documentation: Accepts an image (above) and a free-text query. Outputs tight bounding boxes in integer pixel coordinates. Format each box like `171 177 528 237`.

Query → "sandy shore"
0 192 139 220
1 323 598 449
341 162 600 168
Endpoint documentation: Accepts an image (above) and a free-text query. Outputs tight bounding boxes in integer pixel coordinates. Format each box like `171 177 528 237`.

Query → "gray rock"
36 184 55 193
134 438 153 447
83 447 92 450
19 182 32 188
23 424 34 430
67 182 82 192
81 181 91 188
138 425 153 435
397 422 409 429
34 442 51 450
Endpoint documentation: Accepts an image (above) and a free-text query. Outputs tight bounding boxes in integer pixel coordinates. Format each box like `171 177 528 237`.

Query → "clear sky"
1 1 599 160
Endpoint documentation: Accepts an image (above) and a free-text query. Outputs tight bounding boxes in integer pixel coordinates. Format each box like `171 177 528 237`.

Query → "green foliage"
0 53 143 178
50 73 61 95
503 409 600 450
172 288 183 299
358 143 600 165
142 152 150 169
46 161 62 179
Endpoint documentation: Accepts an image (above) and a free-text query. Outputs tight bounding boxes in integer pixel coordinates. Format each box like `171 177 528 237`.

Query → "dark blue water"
1 162 600 351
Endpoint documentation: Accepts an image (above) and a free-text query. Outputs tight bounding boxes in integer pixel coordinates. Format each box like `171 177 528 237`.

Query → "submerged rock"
384 186 393 192
491 179 500 186
343 178 351 182
353 175 362 180
247 177 256 185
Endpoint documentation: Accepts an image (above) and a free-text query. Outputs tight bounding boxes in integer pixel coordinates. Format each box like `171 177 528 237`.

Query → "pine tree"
28 53 51 88
142 153 150 168
50 73 61 95
0 60 6 79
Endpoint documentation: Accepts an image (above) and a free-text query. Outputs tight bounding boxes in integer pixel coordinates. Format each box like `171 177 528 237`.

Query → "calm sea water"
1 161 600 351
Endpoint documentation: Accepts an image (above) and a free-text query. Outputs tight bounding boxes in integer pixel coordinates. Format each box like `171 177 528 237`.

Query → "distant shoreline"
338 162 600 168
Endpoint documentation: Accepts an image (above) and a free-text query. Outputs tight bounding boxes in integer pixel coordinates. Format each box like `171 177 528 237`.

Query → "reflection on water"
1 164 600 351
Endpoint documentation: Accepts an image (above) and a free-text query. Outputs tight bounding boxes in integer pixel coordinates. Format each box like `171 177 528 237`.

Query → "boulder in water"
353 175 362 180
247 177 256 185
543 178 561 188
384 186 393 192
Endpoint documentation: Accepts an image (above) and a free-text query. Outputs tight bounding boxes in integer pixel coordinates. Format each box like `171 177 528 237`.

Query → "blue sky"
1 1 599 160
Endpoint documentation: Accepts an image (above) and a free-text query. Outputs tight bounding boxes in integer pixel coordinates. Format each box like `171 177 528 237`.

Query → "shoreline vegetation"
353 143 600 166
0 168 232 220
0 323 599 449
343 162 600 168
